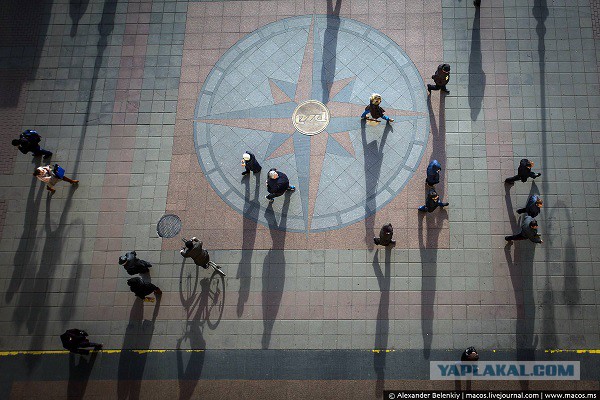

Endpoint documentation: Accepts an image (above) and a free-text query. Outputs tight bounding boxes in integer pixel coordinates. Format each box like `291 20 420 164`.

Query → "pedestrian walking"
427 64 451 94
426 159 442 187
517 195 543 218
266 168 295 202
505 159 541 184
12 129 53 159
360 93 394 123
60 329 103 354
241 152 262 176
418 188 449 213
127 277 162 302
374 223 395 246
461 346 479 361
33 164 78 193
505 216 543 244
119 251 152 275
180 237 210 269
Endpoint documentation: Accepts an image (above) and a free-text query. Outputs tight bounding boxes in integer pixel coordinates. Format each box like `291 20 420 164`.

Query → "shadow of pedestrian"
556 203 580 309
237 173 261 317
468 5 485 121
261 197 290 349
320 0 342 104
69 0 90 37
362 119 392 247
418 210 439 360
505 239 537 391
117 298 156 400
67 349 98 400
372 246 391 398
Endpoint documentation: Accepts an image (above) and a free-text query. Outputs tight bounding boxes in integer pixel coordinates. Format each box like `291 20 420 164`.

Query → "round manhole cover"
292 100 330 135
156 214 182 238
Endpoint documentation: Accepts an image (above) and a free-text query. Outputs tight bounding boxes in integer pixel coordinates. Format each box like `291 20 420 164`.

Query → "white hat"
242 153 251 161
370 93 381 101
268 170 278 179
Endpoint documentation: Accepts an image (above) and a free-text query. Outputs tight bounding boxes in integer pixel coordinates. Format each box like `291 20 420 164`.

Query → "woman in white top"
33 165 78 193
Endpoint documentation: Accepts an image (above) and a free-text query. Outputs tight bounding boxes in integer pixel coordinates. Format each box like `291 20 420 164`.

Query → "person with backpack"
12 129 53 159
427 64 451 94
127 277 162 302
374 223 395 246
33 164 79 193
60 329 102 354
119 251 152 275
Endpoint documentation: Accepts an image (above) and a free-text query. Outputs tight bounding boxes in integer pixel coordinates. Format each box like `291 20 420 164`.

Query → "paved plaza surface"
1 0 600 398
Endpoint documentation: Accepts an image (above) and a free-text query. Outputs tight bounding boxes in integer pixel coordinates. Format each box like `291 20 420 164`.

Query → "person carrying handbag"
33 164 79 193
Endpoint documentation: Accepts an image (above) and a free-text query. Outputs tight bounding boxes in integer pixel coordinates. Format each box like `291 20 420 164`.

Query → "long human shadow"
505 235 537 390
372 247 391 398
23 188 81 367
176 277 209 400
556 203 580 309
261 197 290 349
117 297 158 400
69 0 91 37
237 174 261 317
6 166 44 304
468 5 485 121
427 93 448 198
321 0 342 104
67 349 98 400
361 119 392 246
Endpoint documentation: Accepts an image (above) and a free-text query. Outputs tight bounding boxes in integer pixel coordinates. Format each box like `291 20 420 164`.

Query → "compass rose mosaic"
194 15 429 233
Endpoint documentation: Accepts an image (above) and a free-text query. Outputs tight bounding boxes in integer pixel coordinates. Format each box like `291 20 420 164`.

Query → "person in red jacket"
427 64 451 94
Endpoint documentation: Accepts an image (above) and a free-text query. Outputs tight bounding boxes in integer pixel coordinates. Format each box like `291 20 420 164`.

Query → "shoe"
94 344 103 350
505 236 512 241
443 203 449 207
266 196 274 203
504 179 514 184
426 85 431 93
388 119 394 123
288 185 296 191
443 90 450 94
517 209 525 214
154 289 162 296
47 187 56 194
43 153 53 159
241 171 248 176
71 180 79 185
536 173 542 178
374 237 379 245
390 240 396 245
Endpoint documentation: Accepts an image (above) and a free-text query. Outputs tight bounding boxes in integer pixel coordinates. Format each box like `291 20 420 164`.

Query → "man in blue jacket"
418 188 448 213
426 159 442 187
505 216 543 243
266 168 295 202
12 129 53 158
517 195 543 218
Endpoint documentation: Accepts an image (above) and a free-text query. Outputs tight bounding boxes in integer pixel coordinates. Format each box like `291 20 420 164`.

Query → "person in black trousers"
505 159 541 184
12 129 53 159
418 188 449 213
60 329 102 354
127 277 162 302
119 251 152 275
427 64 451 94
517 195 543 218
505 216 543 244
241 152 262 176
374 223 395 246
266 168 295 202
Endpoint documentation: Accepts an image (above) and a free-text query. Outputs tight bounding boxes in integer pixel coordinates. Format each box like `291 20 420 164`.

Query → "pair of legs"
360 110 393 122
505 233 526 241
427 84 449 94
266 186 295 202
71 340 103 354
374 237 396 245
504 172 541 184
47 176 79 193
418 202 449 212
31 145 53 158
242 166 262 176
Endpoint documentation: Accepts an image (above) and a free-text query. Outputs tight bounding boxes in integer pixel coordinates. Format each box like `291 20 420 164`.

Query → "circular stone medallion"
292 100 330 136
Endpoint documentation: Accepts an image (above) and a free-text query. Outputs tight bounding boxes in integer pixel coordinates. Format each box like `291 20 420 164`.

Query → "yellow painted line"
0 349 205 357
372 349 395 354
545 349 600 354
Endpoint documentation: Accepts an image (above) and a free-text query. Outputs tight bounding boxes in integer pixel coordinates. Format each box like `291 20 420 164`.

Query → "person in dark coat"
517 195 543 218
60 329 102 354
266 168 295 202
12 129 53 159
427 64 451 94
241 152 262 176
426 159 442 187
127 277 162 302
119 251 152 275
374 223 395 246
360 93 394 122
505 159 541 184
461 346 479 361
180 237 210 269
418 188 449 212
505 216 543 243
